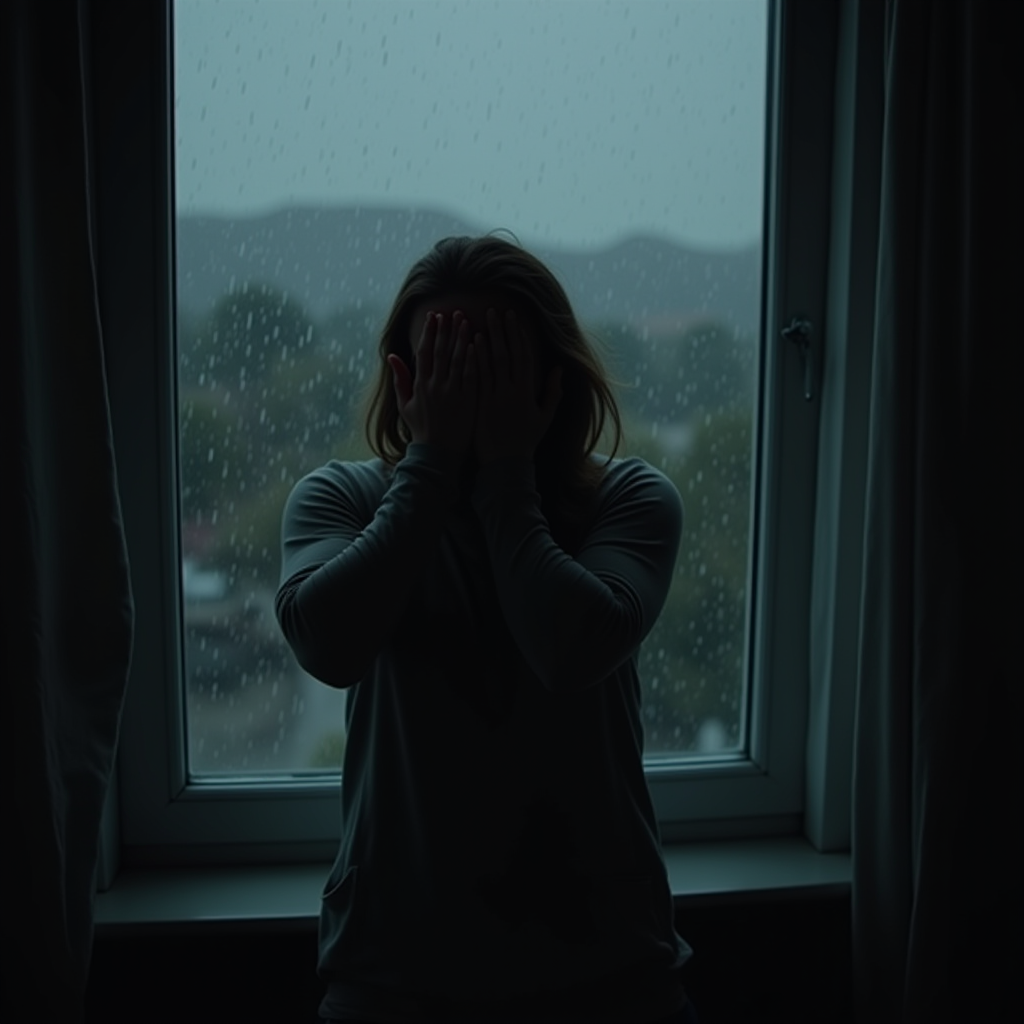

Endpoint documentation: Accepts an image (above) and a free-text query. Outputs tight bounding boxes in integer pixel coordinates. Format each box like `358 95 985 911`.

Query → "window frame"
100 0 848 867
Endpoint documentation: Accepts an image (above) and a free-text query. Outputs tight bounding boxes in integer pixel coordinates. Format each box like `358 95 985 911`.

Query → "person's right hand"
388 311 478 455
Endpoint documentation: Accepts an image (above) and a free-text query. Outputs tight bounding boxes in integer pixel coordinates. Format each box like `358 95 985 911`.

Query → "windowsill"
94 836 851 934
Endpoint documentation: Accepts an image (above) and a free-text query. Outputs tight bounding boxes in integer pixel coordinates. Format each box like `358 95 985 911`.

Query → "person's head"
365 234 622 496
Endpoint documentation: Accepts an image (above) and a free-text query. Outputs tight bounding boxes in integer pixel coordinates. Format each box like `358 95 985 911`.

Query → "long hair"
364 235 623 536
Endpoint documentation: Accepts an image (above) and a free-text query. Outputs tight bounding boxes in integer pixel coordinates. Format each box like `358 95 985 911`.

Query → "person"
275 235 695 1024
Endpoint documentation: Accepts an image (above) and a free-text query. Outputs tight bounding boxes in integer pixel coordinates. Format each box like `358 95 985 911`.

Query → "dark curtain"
852 2 1023 1022
1 2 134 1021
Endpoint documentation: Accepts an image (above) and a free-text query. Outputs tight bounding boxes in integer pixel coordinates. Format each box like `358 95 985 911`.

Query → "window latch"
781 317 814 402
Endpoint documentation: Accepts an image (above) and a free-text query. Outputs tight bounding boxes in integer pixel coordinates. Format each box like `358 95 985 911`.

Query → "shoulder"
594 455 683 524
569 455 683 573
569 455 684 555
283 458 392 526
295 457 393 494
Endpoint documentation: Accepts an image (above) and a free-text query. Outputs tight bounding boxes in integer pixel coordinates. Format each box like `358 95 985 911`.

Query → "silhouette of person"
276 236 696 1023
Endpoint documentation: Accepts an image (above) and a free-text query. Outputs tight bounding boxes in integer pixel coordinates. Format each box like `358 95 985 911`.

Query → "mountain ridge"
176 205 762 336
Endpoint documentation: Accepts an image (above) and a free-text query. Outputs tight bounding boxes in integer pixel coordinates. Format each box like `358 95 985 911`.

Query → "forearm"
275 445 462 687
471 459 678 692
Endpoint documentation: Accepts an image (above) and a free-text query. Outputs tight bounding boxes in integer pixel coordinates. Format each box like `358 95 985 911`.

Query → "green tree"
620 407 754 756
588 316 756 428
179 288 385 586
186 282 316 393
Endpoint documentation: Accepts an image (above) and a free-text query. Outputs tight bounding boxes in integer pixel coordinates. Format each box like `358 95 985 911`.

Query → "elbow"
532 621 639 693
275 586 363 689
290 644 362 689
531 592 643 693
535 649 634 694
280 626 366 690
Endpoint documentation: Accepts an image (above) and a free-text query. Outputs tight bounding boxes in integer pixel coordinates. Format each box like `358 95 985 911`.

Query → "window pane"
174 0 767 776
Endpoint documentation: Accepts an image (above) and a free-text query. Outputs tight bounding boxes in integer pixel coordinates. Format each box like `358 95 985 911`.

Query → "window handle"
782 317 814 401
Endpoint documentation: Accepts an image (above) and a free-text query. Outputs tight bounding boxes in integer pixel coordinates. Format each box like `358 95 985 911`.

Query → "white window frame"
99 0 858 869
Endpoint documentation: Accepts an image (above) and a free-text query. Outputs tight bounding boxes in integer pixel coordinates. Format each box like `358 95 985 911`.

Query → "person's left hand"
475 308 562 465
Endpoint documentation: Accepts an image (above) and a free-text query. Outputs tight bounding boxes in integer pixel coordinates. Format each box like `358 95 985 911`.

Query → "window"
106 0 840 861
175 0 766 775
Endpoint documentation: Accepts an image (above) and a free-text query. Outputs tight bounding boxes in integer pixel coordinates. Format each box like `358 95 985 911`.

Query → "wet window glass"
174 0 768 775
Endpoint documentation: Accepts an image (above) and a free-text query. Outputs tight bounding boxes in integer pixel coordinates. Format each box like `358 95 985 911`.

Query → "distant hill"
175 205 762 337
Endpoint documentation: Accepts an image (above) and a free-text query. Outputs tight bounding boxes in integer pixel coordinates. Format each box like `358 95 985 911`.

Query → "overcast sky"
174 0 768 250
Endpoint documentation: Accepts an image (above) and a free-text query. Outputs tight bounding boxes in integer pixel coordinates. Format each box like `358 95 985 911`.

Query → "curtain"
1 2 134 1021
852 2 1023 1022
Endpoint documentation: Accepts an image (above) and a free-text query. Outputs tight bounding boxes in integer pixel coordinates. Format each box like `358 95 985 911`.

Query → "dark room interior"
5 2 1021 1023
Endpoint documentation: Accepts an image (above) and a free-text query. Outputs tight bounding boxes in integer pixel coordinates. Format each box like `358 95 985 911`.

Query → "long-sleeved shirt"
276 443 691 1022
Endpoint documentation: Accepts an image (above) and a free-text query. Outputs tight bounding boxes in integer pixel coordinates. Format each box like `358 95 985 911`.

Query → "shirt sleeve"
470 456 683 692
275 444 463 687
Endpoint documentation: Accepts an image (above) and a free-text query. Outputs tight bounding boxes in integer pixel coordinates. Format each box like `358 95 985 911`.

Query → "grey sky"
175 0 768 250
